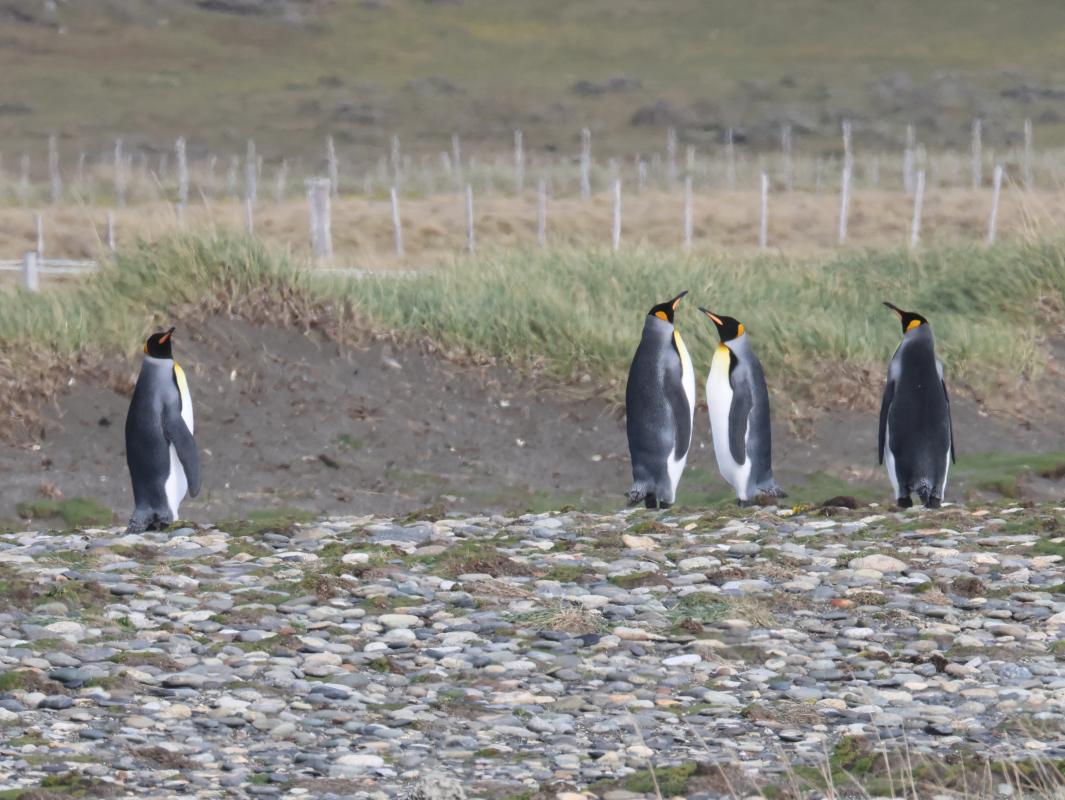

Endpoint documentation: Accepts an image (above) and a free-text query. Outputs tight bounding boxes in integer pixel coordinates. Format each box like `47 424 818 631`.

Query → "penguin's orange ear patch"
737 323 745 336
655 311 669 321
905 319 922 332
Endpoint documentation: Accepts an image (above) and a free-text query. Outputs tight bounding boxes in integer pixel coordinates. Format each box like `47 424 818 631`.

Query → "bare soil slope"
2 318 1064 525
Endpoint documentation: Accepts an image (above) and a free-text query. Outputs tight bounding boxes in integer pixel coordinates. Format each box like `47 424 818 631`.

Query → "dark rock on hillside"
571 76 642 96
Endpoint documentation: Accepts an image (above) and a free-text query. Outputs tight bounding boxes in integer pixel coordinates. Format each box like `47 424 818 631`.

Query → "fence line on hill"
0 120 1040 270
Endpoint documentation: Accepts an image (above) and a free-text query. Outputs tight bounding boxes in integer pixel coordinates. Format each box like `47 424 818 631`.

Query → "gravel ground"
1 502 1065 799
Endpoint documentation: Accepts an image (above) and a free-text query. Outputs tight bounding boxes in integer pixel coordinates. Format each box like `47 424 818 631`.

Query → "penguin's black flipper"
727 372 752 466
164 405 201 497
878 378 895 465
942 379 955 464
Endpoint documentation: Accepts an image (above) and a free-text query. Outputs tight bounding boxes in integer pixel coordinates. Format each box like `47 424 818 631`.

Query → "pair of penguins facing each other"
625 292 955 510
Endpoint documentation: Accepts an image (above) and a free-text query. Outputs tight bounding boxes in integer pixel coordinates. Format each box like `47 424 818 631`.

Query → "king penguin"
879 302 954 508
625 290 695 509
701 309 785 506
125 327 201 532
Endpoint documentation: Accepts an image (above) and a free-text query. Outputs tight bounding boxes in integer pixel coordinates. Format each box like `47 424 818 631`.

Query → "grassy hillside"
5 0 1065 165
1 233 1062 413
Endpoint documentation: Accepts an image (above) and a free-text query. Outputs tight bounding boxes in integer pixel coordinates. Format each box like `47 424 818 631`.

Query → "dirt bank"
2 317 1064 526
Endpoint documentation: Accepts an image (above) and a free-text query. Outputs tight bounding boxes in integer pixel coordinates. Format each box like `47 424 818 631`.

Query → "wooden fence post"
35 212 43 260
390 134 402 190
838 120 853 244
176 136 189 209
245 139 257 206
22 252 39 291
909 169 925 250
306 178 333 260
390 186 404 258
971 119 982 189
327 136 339 197
107 211 116 252
48 133 61 205
114 138 127 207
988 164 1004 244
17 154 30 207
580 127 592 200
903 124 915 194
451 134 463 189
465 184 475 255
275 159 289 204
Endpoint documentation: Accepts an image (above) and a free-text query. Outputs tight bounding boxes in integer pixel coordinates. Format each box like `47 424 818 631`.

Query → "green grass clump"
217 507 317 538
338 242 1065 397
15 498 113 528
0 234 308 353
6 235 1065 428
623 763 698 795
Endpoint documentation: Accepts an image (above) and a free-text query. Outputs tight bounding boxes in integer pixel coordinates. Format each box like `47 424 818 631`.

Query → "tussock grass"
0 234 311 353
343 240 1065 402
3 233 1065 432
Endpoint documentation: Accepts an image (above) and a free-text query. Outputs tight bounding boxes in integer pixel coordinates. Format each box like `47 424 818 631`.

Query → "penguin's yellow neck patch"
905 319 922 332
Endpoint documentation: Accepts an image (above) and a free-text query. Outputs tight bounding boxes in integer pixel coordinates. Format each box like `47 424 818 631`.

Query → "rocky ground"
1 502 1065 799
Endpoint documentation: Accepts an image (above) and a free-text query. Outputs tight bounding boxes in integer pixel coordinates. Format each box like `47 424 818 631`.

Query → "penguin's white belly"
707 348 752 499
165 446 187 518
666 331 697 497
883 424 900 499
166 363 195 518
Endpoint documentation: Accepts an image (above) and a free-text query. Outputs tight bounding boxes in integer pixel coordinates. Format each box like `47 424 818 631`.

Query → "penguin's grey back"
728 336 776 488
125 357 183 512
626 316 691 498
883 326 952 491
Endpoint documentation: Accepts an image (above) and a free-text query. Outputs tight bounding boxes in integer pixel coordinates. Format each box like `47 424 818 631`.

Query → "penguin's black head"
699 308 745 342
883 302 928 334
647 290 687 324
144 327 176 359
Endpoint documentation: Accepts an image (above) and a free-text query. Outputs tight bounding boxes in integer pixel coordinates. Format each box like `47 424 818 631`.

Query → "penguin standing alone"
879 302 954 508
701 309 785 506
125 327 201 532
625 291 695 509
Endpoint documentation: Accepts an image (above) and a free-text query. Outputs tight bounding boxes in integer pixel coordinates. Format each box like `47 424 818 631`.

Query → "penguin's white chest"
666 331 697 495
706 346 752 499
165 363 194 518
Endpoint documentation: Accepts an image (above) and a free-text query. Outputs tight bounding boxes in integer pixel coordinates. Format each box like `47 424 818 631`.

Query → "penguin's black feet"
925 496 943 509
737 499 752 508
151 511 174 531
896 496 913 509
126 515 149 534
644 493 658 510
657 499 673 509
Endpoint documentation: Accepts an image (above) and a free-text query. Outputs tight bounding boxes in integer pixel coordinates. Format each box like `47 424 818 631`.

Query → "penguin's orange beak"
669 290 688 311
159 327 175 344
699 308 724 326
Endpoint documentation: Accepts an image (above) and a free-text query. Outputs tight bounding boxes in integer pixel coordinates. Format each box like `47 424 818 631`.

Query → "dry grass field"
2 186 1062 269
